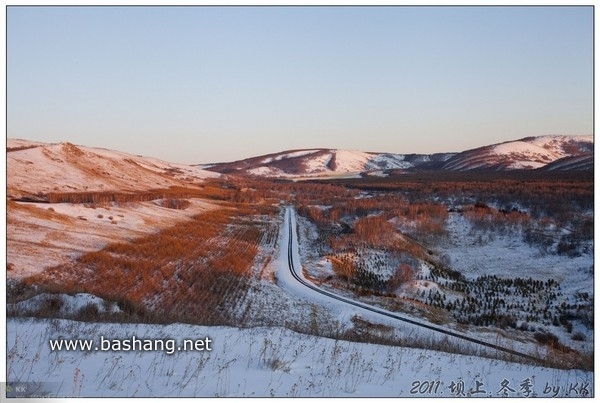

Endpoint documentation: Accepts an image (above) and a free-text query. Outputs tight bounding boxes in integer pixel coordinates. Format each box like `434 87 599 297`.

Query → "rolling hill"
206 135 593 178
7 139 220 201
441 135 593 171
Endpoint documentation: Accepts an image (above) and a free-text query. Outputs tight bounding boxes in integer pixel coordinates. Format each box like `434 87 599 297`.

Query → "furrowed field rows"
21 205 278 326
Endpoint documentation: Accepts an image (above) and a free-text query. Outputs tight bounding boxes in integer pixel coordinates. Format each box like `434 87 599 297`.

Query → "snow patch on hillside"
369 153 413 170
490 135 593 169
248 166 284 176
303 152 333 173
529 134 592 148
7 199 218 279
493 141 558 159
332 150 372 172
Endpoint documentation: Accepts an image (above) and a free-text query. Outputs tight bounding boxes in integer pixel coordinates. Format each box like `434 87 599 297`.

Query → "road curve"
284 207 543 364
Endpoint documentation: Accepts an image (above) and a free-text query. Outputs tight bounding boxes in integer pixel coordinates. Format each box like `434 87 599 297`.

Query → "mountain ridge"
206 135 593 178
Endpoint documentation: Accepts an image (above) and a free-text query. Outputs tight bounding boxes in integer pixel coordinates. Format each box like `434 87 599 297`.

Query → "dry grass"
22 203 277 326
7 200 74 224
11 173 593 371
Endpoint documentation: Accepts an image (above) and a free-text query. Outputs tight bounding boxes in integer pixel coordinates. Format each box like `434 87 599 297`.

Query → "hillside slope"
206 148 454 178
7 139 220 200
442 135 593 171
7 139 221 279
206 135 592 178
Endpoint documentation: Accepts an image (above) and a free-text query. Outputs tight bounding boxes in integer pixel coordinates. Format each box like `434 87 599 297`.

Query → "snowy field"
442 212 593 294
5 207 594 399
441 212 594 352
6 318 593 398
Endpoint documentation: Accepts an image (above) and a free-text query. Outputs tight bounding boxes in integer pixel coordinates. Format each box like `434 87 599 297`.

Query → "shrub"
40 294 64 317
557 238 580 257
497 315 517 330
161 198 191 210
534 331 559 348
76 302 100 321
387 263 414 291
564 321 573 333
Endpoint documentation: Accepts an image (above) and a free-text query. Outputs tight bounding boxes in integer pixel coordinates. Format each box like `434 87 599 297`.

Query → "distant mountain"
205 149 455 178
8 135 592 193
206 135 593 178
441 135 593 171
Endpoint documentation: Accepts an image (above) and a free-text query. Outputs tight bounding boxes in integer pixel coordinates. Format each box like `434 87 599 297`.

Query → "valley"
5 137 594 397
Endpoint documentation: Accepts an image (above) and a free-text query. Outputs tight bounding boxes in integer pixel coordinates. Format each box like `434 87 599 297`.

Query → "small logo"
4 382 60 398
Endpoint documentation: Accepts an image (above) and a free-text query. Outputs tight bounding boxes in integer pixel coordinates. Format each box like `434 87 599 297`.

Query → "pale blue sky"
7 6 593 164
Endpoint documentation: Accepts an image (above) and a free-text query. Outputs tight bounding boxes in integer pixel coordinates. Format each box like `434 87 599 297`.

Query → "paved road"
284 207 543 364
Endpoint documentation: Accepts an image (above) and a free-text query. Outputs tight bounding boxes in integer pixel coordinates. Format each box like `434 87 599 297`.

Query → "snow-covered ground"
442 213 593 296
4 207 595 398
7 139 224 280
8 293 122 318
6 317 593 398
7 199 218 279
294 205 594 361
439 213 594 349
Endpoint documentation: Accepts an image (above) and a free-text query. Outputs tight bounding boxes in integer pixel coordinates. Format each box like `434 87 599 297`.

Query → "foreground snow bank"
6 318 593 398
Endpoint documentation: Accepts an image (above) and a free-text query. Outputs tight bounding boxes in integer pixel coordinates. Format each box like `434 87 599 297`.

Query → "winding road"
283 207 543 364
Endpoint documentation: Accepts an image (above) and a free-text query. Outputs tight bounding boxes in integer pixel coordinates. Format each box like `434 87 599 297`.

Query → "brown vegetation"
159 198 191 210
10 168 593 369
23 203 278 326
291 178 460 296
7 144 40 152
331 170 593 224
44 187 204 204
387 263 414 291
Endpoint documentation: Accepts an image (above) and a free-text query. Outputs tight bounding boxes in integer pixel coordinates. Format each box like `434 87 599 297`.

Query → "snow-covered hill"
442 135 593 171
7 139 221 279
206 135 592 178
7 139 220 200
207 148 454 178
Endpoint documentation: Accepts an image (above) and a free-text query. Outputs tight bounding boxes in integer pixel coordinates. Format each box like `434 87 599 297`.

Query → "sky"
7 6 593 164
